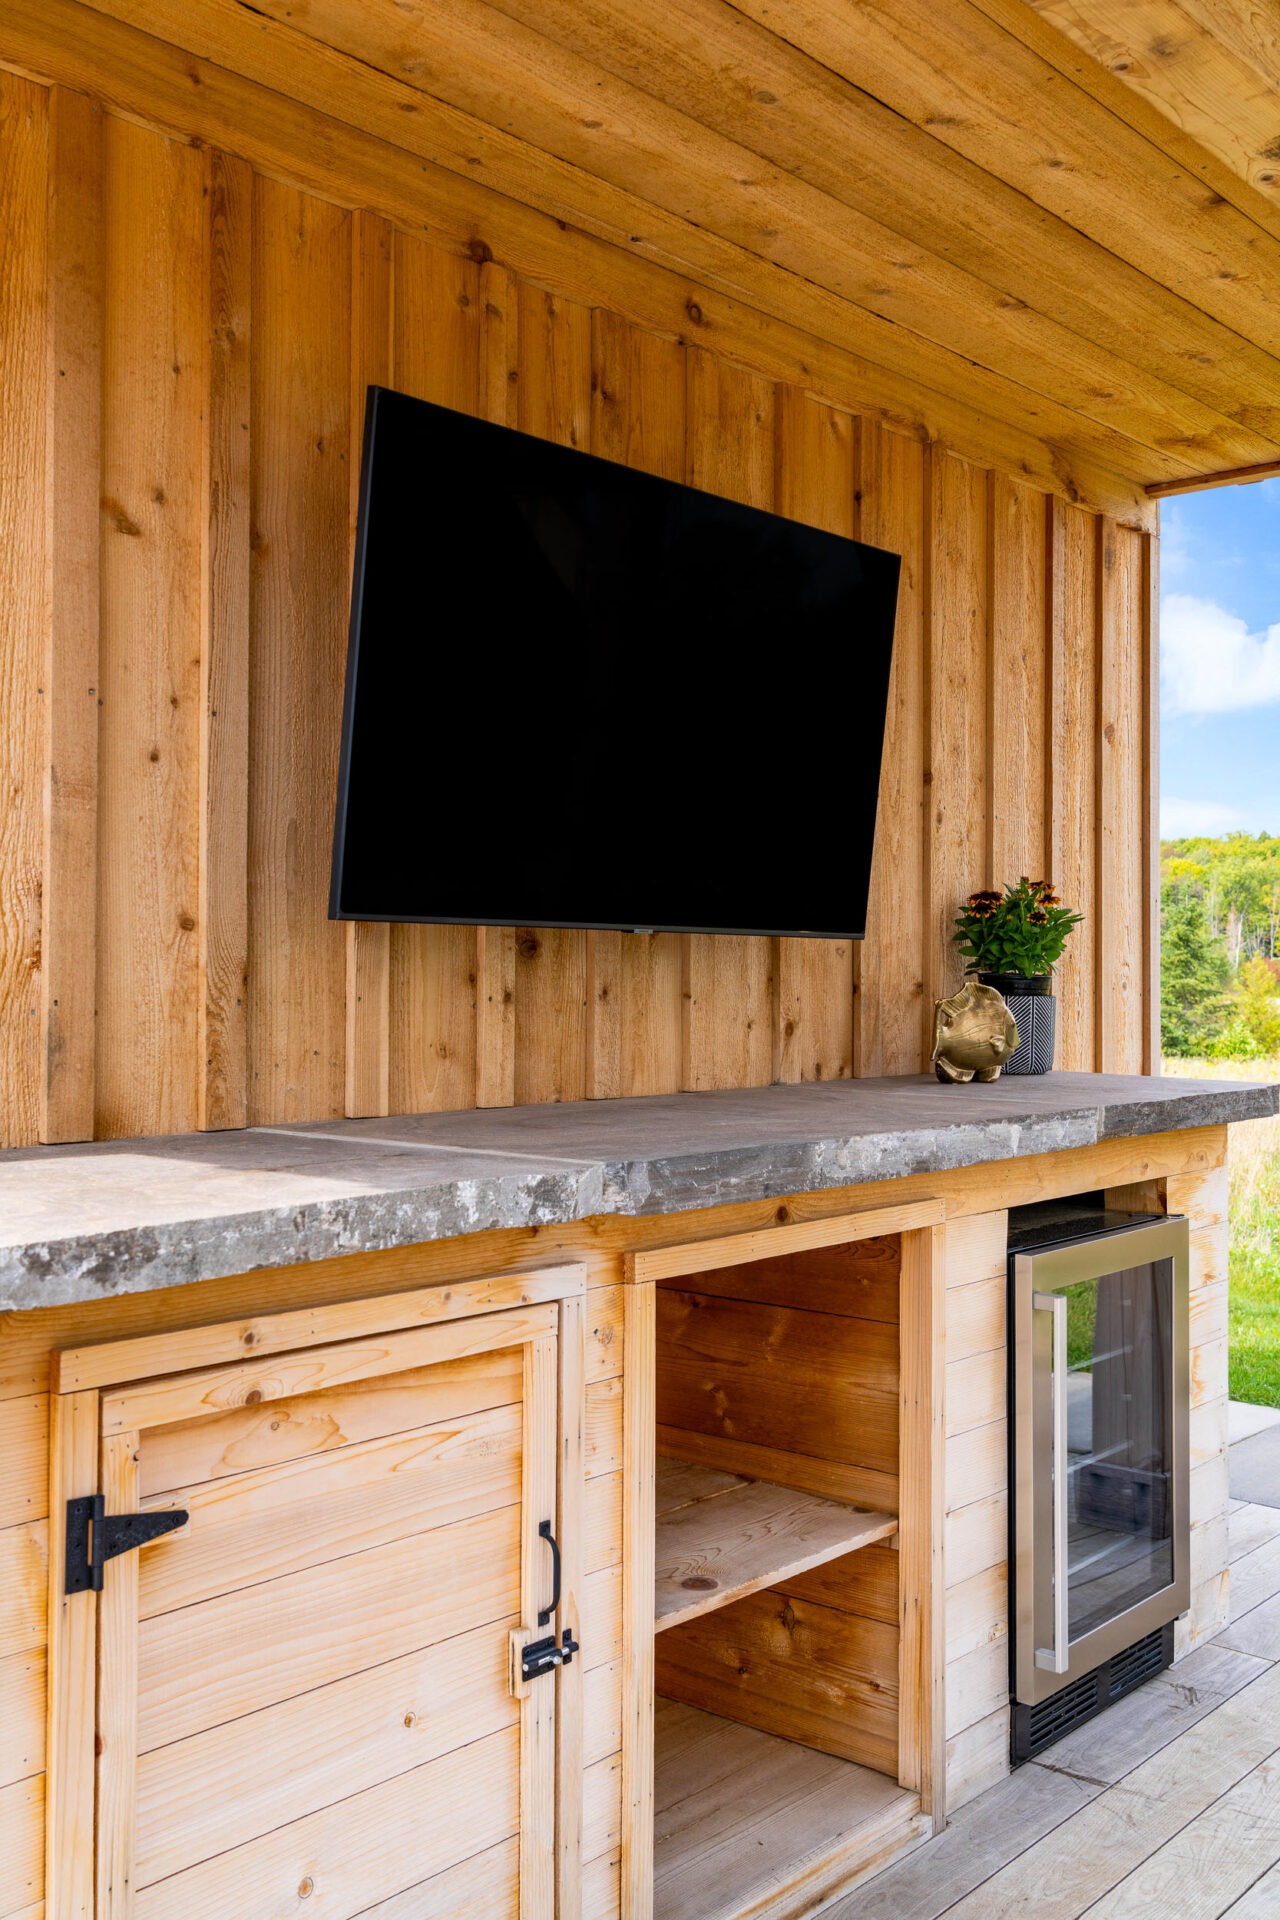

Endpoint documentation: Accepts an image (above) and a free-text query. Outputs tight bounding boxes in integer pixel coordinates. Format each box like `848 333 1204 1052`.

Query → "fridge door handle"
1034 1290 1071 1674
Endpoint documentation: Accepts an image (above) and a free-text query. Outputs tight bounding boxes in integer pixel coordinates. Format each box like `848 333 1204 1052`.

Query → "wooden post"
899 1222 946 1826
619 1274 656 1920
46 1389 100 1920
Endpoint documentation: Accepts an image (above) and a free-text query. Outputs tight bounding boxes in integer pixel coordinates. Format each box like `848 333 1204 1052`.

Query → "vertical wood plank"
682 350 775 1092
97 118 206 1139
987 475 1049 889
1144 529 1161 1074
248 180 350 1123
514 287 592 1107
856 424 929 1076
388 235 483 1114
94 1431 138 1920
198 147 251 1133
1048 500 1101 1071
0 74 49 1150
619 1278 655 1920
481 259 521 430
43 87 102 1146
925 452 990 1024
773 388 856 1086
587 311 687 1099
343 211 393 1120
1099 520 1147 1073
46 1389 99 1920
521 1334 559 1920
475 262 519 1107
556 1292 587 1920
900 1223 946 1825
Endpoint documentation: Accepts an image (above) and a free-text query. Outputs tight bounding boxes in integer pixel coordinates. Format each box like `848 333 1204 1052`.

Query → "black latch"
65 1494 188 1595
520 1628 580 1684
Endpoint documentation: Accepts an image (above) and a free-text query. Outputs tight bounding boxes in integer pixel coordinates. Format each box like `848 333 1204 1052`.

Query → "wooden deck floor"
834 1500 1280 1918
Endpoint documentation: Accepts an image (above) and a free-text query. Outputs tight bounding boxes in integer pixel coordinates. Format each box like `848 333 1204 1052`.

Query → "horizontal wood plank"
656 1588 900 1773
586 1469 622 1577
945 1492 1007 1590
0 1524 48 1661
134 1723 518 1920
946 1348 1006 1438
658 1427 900 1513
775 1542 900 1627
586 1376 623 1478
656 1235 901 1321
137 1346 523 1495
0 1400 47 1528
946 1273 1006 1362
103 1304 557 1434
0 1651 45 1790
340 1837 519 1920
946 1420 1007 1513
632 1201 941 1284
0 1774 43 1917
55 1266 581 1390
657 1289 899 1472
137 1399 521 1617
135 1617 516 1887
137 1502 519 1750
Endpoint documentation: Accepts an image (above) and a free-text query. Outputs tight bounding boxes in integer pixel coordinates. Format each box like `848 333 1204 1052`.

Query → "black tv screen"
331 388 900 939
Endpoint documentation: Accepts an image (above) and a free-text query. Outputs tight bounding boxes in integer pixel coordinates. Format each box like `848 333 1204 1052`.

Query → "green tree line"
1162 834 1280 1058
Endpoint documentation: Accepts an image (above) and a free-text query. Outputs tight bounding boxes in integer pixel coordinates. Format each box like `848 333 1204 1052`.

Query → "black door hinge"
520 1627 580 1684
65 1494 188 1595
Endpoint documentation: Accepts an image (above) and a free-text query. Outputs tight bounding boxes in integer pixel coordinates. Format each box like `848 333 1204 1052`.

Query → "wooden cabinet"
44 1268 588 1920
627 1204 947 1920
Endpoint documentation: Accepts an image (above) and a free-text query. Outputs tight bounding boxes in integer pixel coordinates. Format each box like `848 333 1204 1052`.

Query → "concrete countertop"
0 1071 1273 1311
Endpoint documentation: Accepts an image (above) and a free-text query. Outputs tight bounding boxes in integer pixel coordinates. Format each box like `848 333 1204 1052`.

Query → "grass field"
1165 1058 1280 1407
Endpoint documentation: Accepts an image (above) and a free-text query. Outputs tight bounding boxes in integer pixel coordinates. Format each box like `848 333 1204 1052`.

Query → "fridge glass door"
1018 1215 1189 1704
1057 1259 1175 1643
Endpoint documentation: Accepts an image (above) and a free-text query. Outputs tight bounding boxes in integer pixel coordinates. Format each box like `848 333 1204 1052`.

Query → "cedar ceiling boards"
5 0 1280 505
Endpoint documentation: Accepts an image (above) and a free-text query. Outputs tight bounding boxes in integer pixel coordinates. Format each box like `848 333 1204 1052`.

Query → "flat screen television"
331 387 901 939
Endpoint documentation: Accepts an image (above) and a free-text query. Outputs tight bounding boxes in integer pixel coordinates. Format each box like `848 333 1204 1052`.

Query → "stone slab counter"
1 1071 1273 1310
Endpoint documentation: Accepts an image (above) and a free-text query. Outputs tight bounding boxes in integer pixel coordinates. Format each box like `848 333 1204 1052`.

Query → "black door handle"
538 1519 561 1627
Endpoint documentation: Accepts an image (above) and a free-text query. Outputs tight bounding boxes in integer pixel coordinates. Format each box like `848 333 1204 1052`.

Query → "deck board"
836 1499 1280 1919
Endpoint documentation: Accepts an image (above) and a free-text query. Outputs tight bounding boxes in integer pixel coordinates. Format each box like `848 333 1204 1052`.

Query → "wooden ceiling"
12 0 1280 509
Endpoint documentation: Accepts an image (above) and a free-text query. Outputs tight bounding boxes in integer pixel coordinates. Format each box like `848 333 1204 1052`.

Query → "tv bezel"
330 387 900 942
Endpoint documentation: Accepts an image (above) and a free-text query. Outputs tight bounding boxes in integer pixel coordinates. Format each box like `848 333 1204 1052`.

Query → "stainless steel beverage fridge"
1007 1205 1191 1762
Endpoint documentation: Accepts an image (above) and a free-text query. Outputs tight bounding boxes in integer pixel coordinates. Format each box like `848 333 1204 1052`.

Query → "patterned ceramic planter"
979 972 1056 1075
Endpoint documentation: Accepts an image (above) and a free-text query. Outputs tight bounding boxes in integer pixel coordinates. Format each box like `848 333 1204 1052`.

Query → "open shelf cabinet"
638 1208 945 1920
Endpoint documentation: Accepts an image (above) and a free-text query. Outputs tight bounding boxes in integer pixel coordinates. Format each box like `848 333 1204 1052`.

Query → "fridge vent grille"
1013 1624 1173 1764
1108 1628 1168 1699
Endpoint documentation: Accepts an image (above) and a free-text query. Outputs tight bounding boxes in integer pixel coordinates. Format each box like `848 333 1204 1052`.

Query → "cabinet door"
46 1282 584 1920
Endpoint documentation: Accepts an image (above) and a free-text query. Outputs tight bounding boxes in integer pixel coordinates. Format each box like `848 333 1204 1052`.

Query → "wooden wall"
0 65 1158 1148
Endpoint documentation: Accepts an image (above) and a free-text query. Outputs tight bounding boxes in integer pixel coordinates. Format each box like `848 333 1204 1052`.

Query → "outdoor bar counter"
1 1072 1271 1308
4 1070 1275 1920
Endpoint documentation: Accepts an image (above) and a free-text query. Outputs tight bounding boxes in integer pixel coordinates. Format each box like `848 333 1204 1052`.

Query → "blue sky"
1160 477 1280 838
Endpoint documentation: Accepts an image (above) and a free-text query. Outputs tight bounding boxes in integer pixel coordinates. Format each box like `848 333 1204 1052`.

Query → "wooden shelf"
654 1456 897 1633
654 1698 922 1920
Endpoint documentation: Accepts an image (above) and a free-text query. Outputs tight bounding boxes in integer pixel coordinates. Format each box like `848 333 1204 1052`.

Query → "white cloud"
1160 795 1248 838
1162 592 1280 714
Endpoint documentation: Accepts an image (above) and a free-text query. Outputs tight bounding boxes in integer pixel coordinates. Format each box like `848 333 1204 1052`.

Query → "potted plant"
952 878 1083 1074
